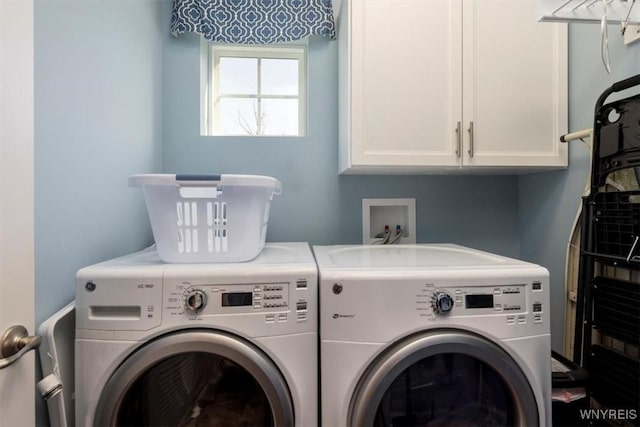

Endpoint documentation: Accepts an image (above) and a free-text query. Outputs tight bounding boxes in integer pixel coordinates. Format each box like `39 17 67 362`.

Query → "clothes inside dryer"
117 352 272 427
374 353 515 427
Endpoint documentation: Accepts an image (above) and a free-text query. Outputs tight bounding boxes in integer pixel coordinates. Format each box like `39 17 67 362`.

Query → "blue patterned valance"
171 0 336 44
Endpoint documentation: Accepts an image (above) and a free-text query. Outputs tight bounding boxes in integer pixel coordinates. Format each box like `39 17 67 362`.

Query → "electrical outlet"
362 198 416 244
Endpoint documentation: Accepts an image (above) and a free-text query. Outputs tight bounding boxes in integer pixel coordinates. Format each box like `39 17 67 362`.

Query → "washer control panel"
184 288 208 314
167 282 295 316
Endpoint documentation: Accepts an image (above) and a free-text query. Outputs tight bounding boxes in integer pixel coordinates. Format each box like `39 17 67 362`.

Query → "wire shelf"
539 0 640 23
591 191 640 263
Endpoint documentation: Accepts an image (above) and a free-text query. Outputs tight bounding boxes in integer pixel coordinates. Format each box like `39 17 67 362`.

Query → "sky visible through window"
216 55 301 136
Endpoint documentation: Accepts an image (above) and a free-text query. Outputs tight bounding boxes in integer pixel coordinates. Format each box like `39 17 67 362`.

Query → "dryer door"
94 329 294 427
349 330 539 427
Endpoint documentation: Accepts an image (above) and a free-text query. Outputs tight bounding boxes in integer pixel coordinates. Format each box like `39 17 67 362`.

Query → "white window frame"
201 42 307 137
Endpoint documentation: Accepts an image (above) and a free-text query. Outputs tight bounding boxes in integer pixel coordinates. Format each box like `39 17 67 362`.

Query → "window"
202 44 306 137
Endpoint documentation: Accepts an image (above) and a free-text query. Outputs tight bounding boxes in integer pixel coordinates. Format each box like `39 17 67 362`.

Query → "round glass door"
94 330 294 427
349 330 539 427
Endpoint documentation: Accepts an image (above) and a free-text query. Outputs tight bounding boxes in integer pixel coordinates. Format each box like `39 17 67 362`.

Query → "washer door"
94 330 294 427
349 330 539 427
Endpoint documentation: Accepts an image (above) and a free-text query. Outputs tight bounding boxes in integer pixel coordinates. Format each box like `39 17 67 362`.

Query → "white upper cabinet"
338 0 568 174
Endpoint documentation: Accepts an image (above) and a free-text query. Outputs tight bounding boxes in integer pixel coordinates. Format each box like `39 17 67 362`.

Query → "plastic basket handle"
595 73 640 112
176 174 221 183
175 174 222 198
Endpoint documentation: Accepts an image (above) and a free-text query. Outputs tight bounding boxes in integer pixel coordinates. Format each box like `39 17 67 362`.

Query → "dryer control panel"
454 285 527 314
417 282 544 322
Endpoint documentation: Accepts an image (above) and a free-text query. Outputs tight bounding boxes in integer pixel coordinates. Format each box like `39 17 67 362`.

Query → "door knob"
0 325 41 370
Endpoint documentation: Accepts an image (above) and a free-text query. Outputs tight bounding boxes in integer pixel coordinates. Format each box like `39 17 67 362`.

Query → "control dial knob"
431 290 454 315
184 289 207 314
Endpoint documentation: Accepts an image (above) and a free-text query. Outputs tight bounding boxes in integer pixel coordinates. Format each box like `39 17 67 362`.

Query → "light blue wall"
162 22 521 257
34 0 163 424
519 24 640 352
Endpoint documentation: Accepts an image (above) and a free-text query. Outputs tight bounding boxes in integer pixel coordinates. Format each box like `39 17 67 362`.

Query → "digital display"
465 294 494 309
221 292 253 307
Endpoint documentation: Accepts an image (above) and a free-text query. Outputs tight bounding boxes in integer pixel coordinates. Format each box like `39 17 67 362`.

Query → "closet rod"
560 128 593 142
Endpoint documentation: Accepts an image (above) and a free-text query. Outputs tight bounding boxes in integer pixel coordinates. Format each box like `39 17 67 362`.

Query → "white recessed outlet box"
362 198 416 244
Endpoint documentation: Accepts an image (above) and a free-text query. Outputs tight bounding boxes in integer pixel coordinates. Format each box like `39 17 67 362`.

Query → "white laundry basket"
129 174 282 263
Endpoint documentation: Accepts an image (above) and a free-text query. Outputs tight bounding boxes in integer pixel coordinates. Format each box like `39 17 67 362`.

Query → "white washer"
75 242 317 427
314 244 551 427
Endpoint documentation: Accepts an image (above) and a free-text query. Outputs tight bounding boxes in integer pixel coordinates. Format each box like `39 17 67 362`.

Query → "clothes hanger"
601 0 612 73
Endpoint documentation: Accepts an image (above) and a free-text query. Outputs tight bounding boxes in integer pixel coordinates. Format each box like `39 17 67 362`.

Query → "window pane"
218 98 260 135
261 99 299 136
261 59 299 96
219 57 257 95
207 47 305 137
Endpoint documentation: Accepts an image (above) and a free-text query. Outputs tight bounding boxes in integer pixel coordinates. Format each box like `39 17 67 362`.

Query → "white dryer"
75 242 317 427
314 244 551 427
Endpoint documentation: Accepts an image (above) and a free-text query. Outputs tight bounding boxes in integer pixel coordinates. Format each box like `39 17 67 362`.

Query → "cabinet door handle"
467 121 474 158
455 121 462 158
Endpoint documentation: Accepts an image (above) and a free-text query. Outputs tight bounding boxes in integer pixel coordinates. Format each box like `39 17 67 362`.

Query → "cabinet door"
346 0 463 172
462 0 567 168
